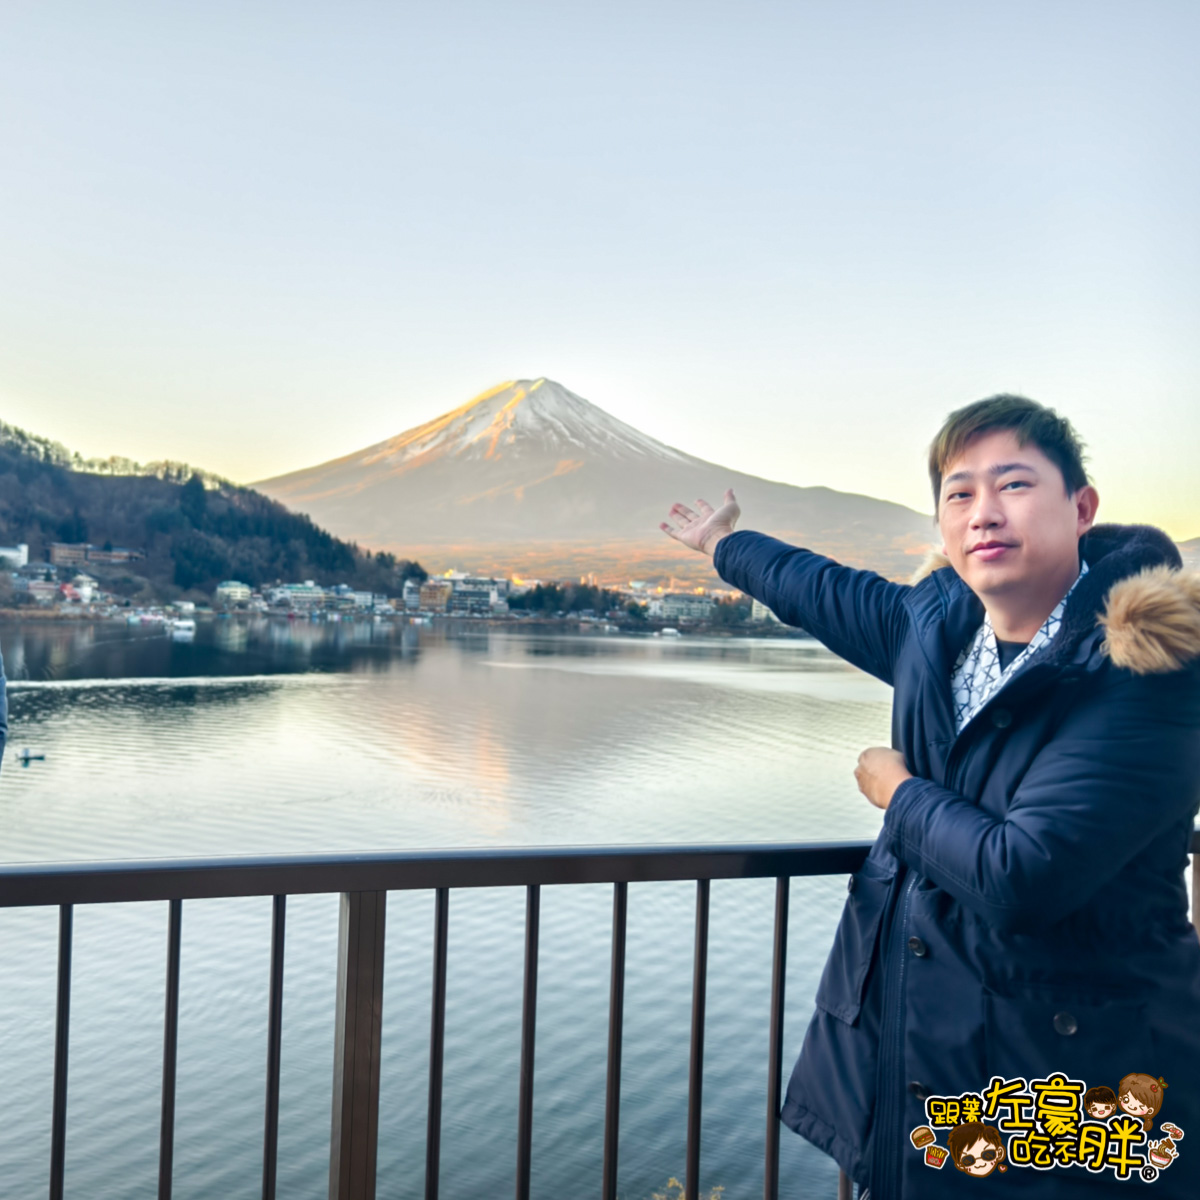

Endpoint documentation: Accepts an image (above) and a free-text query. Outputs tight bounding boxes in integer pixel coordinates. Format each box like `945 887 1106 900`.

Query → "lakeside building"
402 578 422 611
418 579 454 612
267 581 326 609
88 546 144 565
0 543 29 569
15 579 59 604
215 581 252 606
70 574 99 603
328 584 366 609
448 575 509 616
49 542 144 567
648 593 718 622
16 562 55 580
750 598 783 624
49 543 90 567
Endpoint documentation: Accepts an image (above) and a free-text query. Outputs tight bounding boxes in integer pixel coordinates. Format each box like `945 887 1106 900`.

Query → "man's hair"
928 394 1090 510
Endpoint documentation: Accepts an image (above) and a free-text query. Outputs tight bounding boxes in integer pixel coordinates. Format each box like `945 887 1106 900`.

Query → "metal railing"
3 836 1198 1200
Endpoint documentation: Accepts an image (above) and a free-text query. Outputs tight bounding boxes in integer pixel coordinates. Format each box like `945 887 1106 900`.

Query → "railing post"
515 884 541 1200
685 879 710 1200
602 881 628 1200
49 904 73 1200
329 891 387 1200
425 888 449 1200
263 895 287 1200
763 877 789 1200
159 899 183 1200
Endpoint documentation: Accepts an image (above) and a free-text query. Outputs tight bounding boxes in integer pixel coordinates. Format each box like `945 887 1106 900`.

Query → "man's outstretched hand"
660 489 740 559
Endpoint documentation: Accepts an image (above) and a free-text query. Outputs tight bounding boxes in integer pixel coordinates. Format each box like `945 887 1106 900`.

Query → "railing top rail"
0 840 877 908
4 829 1197 909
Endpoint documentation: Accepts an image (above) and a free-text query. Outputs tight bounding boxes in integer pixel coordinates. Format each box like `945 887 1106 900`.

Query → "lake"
0 616 891 1199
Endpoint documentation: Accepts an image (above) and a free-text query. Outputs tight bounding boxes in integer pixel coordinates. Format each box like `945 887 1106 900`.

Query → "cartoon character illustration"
1147 1138 1179 1168
947 1122 1006 1177
1161 1122 1185 1140
1084 1085 1118 1119
1117 1073 1169 1132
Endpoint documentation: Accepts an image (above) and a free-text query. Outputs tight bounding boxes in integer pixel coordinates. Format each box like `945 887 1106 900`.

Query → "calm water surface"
0 617 890 1199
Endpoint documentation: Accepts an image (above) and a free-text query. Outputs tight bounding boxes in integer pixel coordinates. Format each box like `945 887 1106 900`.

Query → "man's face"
958 1136 1001 1176
937 429 1098 604
1088 1101 1116 1119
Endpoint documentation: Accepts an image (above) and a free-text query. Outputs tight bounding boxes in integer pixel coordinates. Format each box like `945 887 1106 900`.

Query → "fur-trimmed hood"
908 523 1200 676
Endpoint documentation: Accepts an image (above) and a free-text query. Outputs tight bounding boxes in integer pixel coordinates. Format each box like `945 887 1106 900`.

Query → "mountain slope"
256 379 938 581
0 420 426 601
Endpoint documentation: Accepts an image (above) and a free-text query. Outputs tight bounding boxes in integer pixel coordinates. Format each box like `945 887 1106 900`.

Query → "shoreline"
0 608 809 639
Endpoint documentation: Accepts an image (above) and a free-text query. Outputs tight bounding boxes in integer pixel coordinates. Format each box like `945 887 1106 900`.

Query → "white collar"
951 562 1089 733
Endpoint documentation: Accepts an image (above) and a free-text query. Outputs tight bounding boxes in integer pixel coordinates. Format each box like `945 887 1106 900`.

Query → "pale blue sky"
1 1 1197 536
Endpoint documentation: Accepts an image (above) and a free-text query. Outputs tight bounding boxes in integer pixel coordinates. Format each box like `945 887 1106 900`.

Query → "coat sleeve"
882 669 1200 931
713 531 911 685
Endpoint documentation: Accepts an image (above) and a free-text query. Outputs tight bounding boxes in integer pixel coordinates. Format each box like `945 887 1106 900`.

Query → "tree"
57 507 88 543
180 474 208 526
712 596 751 627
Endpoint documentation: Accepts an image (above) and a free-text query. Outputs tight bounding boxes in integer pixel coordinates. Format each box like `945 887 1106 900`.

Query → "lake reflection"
0 618 889 1198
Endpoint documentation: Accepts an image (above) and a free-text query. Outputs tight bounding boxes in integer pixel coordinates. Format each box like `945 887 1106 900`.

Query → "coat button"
909 1081 932 1101
907 936 928 957
1053 1011 1078 1036
847 875 857 893
991 708 1013 728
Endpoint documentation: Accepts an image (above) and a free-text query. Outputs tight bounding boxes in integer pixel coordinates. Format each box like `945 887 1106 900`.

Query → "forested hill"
0 420 427 601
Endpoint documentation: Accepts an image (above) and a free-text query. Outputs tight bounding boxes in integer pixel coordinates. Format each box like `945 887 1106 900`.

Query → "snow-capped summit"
356 378 690 469
255 378 934 582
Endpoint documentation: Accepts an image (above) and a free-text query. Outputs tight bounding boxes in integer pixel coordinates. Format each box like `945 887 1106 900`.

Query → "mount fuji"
254 378 936 582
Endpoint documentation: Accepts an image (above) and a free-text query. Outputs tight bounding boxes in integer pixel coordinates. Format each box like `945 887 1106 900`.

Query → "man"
662 396 1200 1197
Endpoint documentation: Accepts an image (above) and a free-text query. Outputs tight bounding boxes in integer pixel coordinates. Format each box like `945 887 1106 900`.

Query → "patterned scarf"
951 561 1089 733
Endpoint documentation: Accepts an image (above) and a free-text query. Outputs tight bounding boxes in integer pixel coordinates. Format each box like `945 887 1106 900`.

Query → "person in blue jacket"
662 395 1200 1198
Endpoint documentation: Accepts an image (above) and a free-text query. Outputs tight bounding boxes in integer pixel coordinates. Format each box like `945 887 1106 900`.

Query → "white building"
447 576 510 616
215 580 252 605
649 593 717 622
70 573 99 603
0 543 28 569
750 598 782 624
268 581 326 608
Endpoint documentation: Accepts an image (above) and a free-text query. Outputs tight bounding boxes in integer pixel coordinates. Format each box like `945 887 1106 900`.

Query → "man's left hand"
855 747 912 810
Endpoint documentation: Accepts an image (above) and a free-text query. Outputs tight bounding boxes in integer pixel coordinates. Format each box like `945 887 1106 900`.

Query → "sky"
1 1 1197 538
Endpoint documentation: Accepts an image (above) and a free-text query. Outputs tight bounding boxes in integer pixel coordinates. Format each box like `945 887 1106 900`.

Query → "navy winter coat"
715 523 1200 1198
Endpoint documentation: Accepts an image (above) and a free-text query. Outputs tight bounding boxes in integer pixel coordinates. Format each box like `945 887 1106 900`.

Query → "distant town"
0 539 794 634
